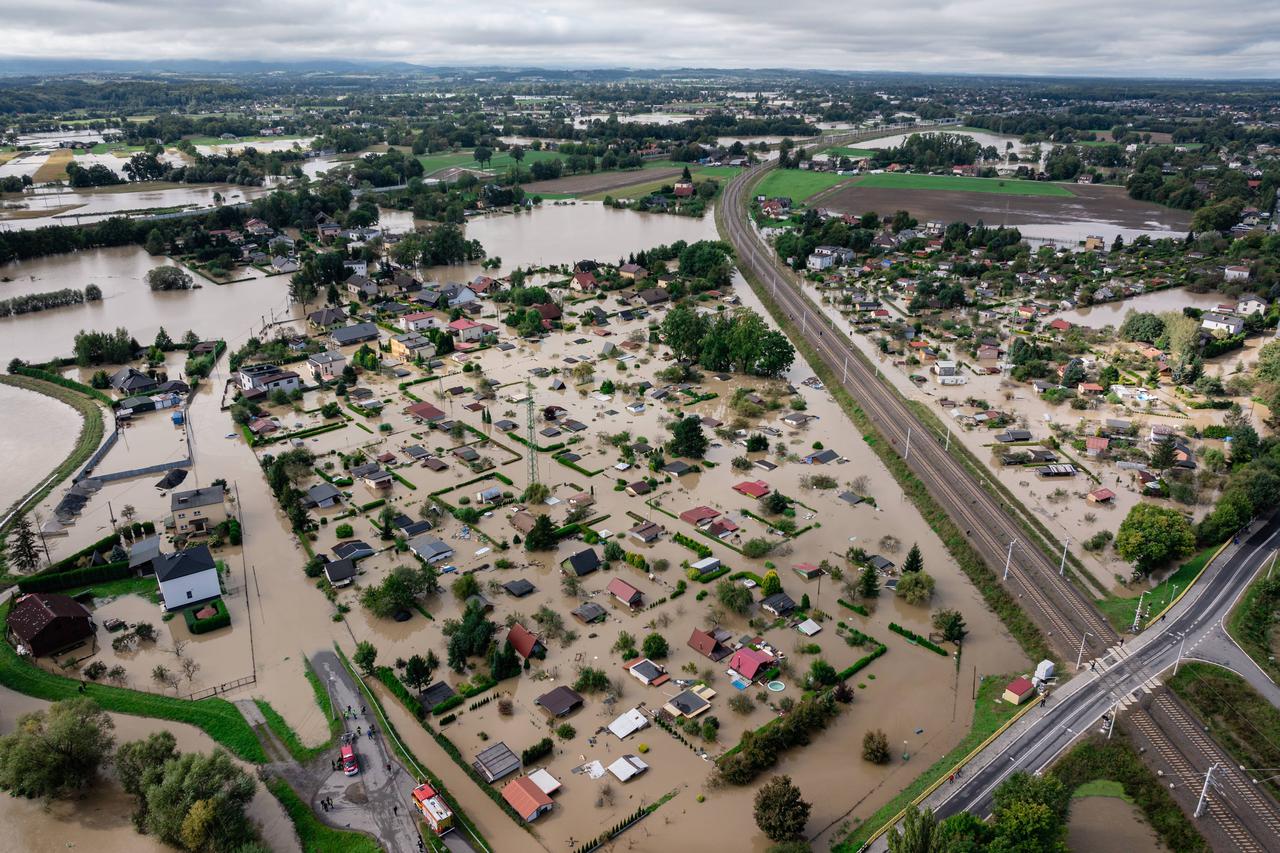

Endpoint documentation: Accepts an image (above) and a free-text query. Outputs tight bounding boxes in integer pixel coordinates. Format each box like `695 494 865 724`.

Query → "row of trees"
0 284 99 317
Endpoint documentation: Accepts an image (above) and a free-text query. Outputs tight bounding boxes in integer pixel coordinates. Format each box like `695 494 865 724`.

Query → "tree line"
0 284 100 317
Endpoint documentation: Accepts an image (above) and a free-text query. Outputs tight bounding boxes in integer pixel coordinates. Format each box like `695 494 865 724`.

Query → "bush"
555 723 576 740
182 598 231 635
862 729 891 764
334 523 354 538
522 737 554 765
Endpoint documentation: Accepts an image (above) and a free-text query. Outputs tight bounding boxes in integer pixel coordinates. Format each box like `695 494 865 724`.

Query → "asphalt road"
872 517 1280 852
718 150 1117 662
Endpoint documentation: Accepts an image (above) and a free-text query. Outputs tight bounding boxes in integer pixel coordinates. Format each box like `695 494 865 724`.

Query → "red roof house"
502 777 554 822
679 506 720 526
507 623 546 659
728 647 776 682
1087 488 1116 504
406 401 446 422
732 480 770 498
571 271 598 291
1002 676 1036 705
607 577 643 608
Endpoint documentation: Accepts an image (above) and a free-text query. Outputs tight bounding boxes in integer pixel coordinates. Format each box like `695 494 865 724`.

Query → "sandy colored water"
1 200 1033 850
0 382 82 514
0 685 299 853
1067 795 1164 852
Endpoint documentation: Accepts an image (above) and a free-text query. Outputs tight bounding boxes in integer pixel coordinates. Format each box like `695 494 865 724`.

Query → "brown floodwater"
0 382 82 514
1066 796 1164 853
1056 287 1227 330
4 200 1033 851
0 245 298 365
0 685 299 853
1 183 273 230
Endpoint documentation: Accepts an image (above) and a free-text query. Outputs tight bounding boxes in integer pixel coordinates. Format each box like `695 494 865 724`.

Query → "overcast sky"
4 0 1280 78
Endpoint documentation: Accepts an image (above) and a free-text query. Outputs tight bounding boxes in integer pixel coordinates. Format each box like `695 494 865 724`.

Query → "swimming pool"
730 676 751 690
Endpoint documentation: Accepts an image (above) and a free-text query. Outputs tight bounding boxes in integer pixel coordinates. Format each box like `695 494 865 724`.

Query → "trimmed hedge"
836 642 887 681
17 560 132 593
837 599 870 617
37 532 122 576
183 597 231 634
888 622 948 656
13 365 114 406
672 532 713 559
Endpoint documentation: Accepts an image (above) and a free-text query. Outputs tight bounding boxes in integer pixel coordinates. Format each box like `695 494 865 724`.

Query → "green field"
416 147 564 176
753 169 853 202
827 146 878 158
1094 546 1215 631
851 172 1075 197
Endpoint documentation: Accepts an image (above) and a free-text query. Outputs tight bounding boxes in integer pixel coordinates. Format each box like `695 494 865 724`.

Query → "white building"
154 546 221 611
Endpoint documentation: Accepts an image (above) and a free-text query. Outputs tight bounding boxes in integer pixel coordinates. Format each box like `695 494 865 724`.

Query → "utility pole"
944 428 951 452
1174 635 1186 676
904 427 912 461
31 509 51 564
1075 632 1092 671
1131 591 1146 633
107 500 118 531
842 354 848 385
525 381 538 491
1059 537 1071 576
1107 701 1118 739
1003 539 1017 581
1195 763 1218 818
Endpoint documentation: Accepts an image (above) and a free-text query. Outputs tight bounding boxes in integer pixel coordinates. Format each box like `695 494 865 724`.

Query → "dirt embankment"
817 182 1192 232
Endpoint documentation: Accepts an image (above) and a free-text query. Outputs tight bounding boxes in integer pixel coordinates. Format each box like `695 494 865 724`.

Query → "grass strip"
1225 567 1280 683
304 656 343 742
1095 546 1217 633
265 777 382 853
254 698 331 763
0 599 266 763
1168 661 1280 802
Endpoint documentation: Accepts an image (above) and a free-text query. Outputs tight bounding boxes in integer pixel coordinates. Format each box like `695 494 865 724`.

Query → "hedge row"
17 560 133 593
888 622 948 656
837 599 870 617
38 532 122 576
13 366 114 406
184 598 231 634
672 532 712 559
432 673 498 715
836 642 887 681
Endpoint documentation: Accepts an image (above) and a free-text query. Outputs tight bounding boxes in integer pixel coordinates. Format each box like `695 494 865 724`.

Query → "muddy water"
0 245 297 365
1067 796 1164 852
419 202 721 283
0 382 82 513
1057 287 1227 330
297 284 1026 851
854 129 1036 160
2 182 273 230
0 685 300 853
2 201 1030 850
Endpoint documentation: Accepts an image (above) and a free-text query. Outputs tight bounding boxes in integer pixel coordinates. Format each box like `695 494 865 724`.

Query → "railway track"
719 153 1117 659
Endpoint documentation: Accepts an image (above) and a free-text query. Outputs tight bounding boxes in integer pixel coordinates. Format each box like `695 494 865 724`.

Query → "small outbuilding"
6 593 94 658
535 685 584 718
1003 676 1037 705
502 776 554 822
473 742 521 782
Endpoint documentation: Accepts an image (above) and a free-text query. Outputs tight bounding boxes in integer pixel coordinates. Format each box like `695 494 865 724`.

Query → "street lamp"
1075 632 1093 671
1003 539 1017 581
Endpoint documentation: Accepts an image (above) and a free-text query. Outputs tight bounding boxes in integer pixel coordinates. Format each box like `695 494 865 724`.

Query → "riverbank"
0 372 104 543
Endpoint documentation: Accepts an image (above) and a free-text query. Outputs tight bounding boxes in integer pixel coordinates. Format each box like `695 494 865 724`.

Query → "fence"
187 673 256 701
91 457 191 484
73 429 119 482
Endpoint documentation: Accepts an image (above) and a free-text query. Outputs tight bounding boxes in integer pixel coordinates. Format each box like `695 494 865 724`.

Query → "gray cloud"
2 0 1279 77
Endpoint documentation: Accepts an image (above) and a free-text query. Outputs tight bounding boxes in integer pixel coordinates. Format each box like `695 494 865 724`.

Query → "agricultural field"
753 169 854 203
851 172 1076 197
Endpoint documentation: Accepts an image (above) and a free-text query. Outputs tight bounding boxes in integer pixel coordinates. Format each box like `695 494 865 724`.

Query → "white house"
238 363 302 393
1202 312 1245 335
1237 297 1267 316
1223 265 1251 282
399 311 442 332
448 318 486 343
307 351 346 383
154 546 220 611
806 253 834 271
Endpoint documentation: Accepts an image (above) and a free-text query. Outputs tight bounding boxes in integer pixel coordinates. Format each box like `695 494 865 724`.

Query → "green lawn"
827 146 878 158
416 147 563 176
753 169 853 203
1226 566 1280 682
0 600 266 763
832 673 1026 851
1072 778 1132 800
1094 546 1216 632
851 172 1075 197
